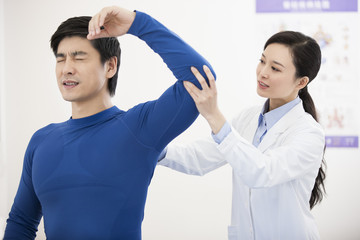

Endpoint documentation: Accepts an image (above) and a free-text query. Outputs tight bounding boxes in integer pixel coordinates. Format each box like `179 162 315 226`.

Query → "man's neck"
71 98 113 119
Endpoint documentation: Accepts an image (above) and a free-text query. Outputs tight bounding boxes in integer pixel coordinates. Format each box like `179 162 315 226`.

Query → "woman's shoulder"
300 111 325 134
230 105 262 132
286 104 325 138
232 105 262 122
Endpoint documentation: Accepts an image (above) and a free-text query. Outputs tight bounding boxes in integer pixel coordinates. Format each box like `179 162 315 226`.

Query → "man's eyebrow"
70 51 88 57
55 53 65 58
55 51 88 58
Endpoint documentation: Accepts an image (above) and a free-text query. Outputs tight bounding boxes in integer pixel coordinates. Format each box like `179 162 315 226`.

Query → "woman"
159 31 326 240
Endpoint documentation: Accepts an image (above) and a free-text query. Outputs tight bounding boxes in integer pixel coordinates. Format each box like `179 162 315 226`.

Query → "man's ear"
105 56 117 79
297 76 309 90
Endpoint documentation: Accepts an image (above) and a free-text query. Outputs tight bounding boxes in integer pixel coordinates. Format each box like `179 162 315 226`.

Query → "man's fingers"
88 13 99 38
98 10 107 28
88 31 109 40
88 8 109 39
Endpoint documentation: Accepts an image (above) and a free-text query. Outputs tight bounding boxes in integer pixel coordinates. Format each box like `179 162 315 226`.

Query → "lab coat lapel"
242 108 261 142
257 102 305 152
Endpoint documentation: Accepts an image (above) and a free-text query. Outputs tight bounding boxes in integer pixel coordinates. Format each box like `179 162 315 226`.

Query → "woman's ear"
105 56 117 79
297 76 309 90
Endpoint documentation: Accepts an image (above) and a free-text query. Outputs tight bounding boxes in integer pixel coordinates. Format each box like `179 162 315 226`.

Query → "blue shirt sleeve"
4 133 43 239
124 11 216 152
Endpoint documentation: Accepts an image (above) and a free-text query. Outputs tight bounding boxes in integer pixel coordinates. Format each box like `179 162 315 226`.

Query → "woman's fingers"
186 65 218 102
183 81 200 101
203 65 216 91
190 65 216 92
191 66 209 91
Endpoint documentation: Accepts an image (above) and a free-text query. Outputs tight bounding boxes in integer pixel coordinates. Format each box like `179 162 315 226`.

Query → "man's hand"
87 6 136 40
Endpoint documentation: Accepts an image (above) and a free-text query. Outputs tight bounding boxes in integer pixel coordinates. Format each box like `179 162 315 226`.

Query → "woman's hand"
87 6 136 40
184 65 226 134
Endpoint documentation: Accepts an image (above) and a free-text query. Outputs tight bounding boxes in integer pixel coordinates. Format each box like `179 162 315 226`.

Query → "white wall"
1 0 359 239
0 0 7 236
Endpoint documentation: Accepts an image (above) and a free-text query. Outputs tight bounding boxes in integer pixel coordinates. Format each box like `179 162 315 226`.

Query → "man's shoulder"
30 122 66 145
36 121 65 133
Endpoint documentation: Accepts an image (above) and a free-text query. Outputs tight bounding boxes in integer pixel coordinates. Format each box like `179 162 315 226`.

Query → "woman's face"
256 43 306 110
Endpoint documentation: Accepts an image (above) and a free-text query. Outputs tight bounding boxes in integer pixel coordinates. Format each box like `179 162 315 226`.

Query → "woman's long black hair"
264 31 326 209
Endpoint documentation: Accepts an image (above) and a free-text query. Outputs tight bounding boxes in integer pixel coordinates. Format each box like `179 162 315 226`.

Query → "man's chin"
62 96 78 102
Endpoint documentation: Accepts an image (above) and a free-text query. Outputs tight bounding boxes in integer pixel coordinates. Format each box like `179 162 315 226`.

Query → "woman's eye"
259 59 265 64
272 66 280 72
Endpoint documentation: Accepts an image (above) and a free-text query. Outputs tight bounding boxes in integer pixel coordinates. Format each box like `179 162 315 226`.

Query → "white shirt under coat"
159 99 325 240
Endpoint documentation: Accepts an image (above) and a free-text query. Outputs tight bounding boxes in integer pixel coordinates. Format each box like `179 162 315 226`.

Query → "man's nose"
62 59 75 75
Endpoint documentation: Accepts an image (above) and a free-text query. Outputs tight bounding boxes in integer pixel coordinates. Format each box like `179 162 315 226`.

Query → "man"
4 6 215 239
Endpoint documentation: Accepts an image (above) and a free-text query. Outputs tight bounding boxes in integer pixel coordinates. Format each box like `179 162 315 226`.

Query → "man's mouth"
62 80 79 86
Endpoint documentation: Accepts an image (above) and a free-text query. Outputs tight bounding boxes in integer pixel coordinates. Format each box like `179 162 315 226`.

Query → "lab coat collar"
257 101 305 152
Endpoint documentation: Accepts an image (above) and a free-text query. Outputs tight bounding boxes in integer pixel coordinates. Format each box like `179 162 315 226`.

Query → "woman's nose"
259 66 269 79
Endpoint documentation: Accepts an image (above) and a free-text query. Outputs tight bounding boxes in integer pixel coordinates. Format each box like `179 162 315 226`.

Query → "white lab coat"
159 101 325 240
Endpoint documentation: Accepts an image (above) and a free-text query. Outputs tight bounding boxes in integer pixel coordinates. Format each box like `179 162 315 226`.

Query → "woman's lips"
258 81 269 89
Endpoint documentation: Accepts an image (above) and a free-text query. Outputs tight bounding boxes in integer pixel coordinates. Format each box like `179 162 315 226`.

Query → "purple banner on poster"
325 136 359 148
256 0 358 13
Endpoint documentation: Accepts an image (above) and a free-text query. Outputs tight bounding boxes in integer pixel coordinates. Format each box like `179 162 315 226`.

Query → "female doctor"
159 31 326 240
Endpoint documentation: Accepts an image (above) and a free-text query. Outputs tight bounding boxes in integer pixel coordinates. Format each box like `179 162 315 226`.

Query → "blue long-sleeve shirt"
4 11 215 240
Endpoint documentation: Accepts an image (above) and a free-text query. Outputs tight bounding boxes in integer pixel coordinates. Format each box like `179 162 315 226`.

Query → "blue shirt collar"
258 96 301 131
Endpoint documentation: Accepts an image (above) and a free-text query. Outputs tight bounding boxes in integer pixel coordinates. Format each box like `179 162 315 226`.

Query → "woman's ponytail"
299 86 327 209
